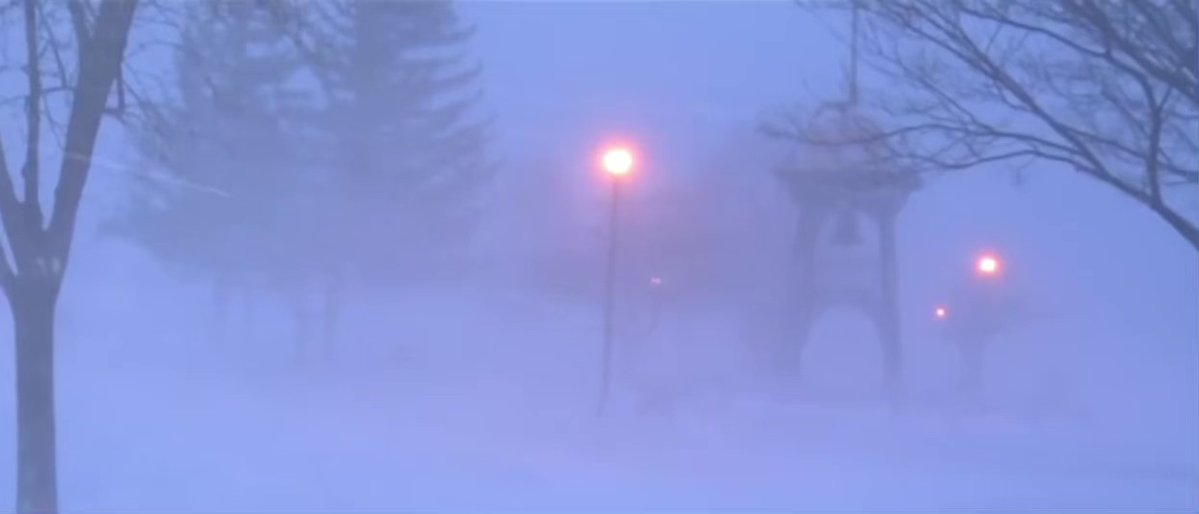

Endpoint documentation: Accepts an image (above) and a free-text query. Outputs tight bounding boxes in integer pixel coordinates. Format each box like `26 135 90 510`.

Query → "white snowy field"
1 264 1196 512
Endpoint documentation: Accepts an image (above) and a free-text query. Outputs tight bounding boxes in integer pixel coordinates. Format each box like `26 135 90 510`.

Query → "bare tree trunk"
11 281 60 514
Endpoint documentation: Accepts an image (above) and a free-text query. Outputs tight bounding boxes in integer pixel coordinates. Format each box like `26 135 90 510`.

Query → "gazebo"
772 4 922 392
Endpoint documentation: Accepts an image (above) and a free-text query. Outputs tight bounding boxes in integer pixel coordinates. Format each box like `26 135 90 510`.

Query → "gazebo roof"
774 103 921 212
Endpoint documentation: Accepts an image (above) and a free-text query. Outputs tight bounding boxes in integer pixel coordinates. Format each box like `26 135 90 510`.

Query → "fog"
1 1 1197 511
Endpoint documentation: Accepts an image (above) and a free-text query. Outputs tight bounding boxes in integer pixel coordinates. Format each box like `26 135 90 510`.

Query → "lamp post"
597 146 634 416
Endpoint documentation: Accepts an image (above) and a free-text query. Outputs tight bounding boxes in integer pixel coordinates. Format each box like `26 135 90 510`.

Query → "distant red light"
935 306 948 319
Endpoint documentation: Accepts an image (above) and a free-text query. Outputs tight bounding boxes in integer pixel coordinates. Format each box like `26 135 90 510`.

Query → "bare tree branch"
47 0 139 261
767 0 1199 251
38 3 72 90
22 0 42 232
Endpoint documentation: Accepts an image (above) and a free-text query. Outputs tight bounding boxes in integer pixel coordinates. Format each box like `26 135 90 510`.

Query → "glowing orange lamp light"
602 147 634 177
976 253 1001 276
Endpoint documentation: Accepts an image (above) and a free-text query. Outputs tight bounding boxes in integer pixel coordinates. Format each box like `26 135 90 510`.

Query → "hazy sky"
465 2 829 162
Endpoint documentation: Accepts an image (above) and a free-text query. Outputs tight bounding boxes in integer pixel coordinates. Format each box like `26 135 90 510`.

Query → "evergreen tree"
112 1 316 336
116 1 312 277
308 0 493 284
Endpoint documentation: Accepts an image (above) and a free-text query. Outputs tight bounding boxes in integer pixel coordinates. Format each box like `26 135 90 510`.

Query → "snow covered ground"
1 266 1195 512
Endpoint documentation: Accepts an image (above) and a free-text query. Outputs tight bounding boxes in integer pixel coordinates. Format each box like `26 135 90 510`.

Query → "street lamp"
597 145 635 416
976 253 1001 277
603 147 634 177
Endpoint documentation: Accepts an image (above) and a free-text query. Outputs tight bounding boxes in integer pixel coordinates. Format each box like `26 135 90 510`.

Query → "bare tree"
0 1 137 512
767 0 1199 251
